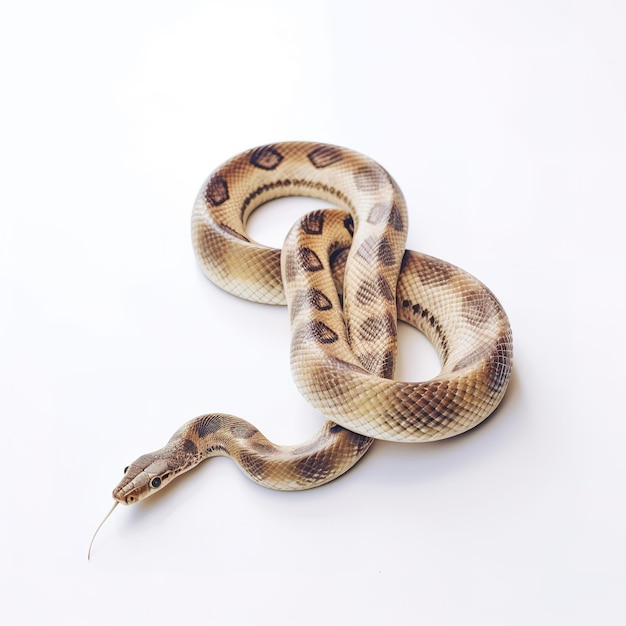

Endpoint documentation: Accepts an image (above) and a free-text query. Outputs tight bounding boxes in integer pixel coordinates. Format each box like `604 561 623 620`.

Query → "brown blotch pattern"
290 288 333 322
308 321 339 344
367 202 404 231
463 289 498 326
195 414 228 438
358 313 397 342
418 258 453 286
294 454 333 482
486 336 513 393
231 421 258 440
181 439 198 456
377 237 395 266
240 178 356 220
298 247 324 272
357 235 395 267
307 288 333 311
205 175 229 206
307 145 344 168
343 215 354 236
353 165 387 192
302 210 325 235
355 275 394 305
249 145 284 170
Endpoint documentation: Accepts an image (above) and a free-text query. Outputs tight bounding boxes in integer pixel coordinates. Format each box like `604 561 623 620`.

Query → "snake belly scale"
112 141 513 501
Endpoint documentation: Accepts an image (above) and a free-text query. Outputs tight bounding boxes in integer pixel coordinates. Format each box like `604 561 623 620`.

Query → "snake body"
113 142 513 501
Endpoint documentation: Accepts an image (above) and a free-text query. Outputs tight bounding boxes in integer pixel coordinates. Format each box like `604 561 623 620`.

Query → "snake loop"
111 142 512 500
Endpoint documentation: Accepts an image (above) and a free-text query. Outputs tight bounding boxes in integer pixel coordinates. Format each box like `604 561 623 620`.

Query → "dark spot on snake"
204 444 228 456
356 236 395 267
182 439 198 456
402 300 410 308
308 321 339 344
343 215 354 236
356 236 377 263
463 289 498 326
205 175 229 206
367 202 404 231
302 211 325 235
418 258 453 286
358 313 397 342
353 165 387 191
355 280 376 306
367 202 390 225
355 276 393 305
307 288 333 311
231 421 258 439
329 245 349 282
250 440 276 455
249 145 284 170
294 454 333 482
307 145 344 168
195 414 228 438
389 203 404 231
486 333 513 393
412 303 421 315
377 237 395 266
376 275 394 300
240 178 355 220
298 247 324 272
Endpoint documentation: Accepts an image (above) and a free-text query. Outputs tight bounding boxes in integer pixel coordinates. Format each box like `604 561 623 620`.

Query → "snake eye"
123 466 129 474
150 477 162 489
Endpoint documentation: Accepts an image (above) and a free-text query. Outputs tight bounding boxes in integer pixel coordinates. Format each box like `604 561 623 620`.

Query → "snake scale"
90 142 512 555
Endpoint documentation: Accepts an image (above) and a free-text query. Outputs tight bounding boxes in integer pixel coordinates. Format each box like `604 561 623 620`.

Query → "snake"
89 142 512 556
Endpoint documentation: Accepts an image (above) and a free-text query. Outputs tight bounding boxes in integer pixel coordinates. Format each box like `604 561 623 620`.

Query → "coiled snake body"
111 142 513 503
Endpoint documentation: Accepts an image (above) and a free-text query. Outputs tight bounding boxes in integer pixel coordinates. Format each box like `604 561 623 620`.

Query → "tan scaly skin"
88 142 512 558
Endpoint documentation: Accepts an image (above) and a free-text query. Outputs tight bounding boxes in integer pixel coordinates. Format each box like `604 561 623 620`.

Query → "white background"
1 1 624 624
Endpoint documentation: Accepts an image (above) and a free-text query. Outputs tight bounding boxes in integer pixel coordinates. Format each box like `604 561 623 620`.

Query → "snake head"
113 453 174 504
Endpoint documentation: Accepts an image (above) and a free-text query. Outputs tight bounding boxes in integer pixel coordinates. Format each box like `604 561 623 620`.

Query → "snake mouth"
112 480 141 505
115 493 138 505
112 464 150 504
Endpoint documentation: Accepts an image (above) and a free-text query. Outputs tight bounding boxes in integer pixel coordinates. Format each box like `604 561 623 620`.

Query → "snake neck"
112 413 373 500
171 413 373 491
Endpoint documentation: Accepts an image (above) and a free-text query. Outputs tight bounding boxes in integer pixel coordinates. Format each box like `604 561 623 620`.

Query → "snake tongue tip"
88 501 119 560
